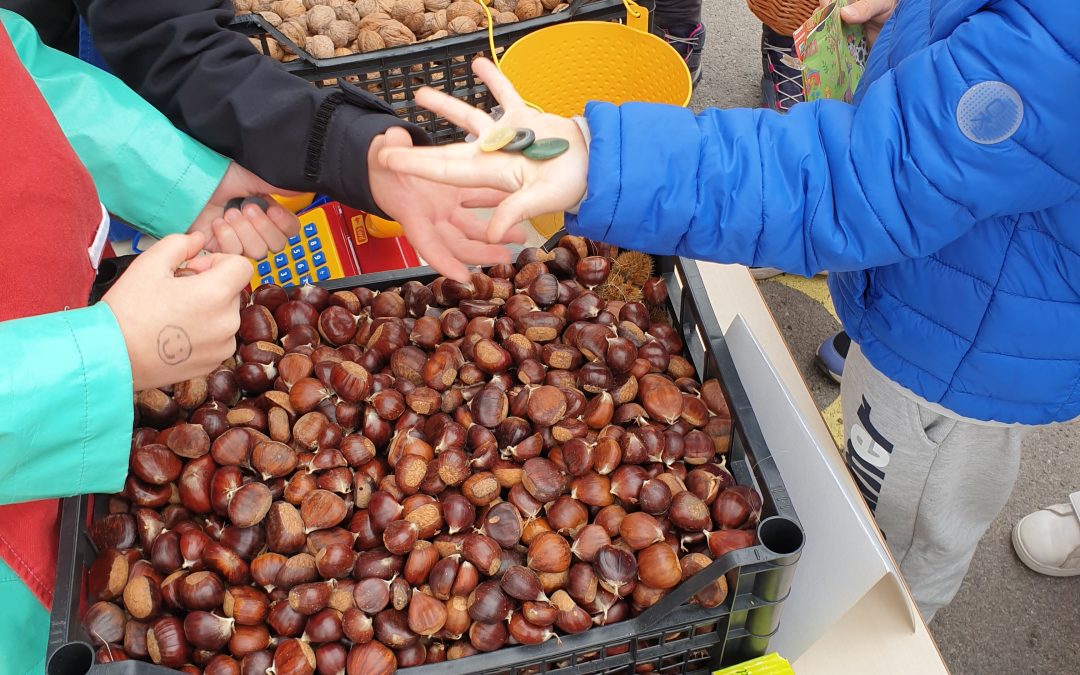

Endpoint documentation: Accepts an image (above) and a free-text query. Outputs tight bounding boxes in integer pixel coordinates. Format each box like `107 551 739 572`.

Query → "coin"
480 127 517 152
502 128 537 153
522 137 571 160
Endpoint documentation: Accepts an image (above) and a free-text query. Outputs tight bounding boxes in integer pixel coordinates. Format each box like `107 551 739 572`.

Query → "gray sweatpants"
840 344 1030 622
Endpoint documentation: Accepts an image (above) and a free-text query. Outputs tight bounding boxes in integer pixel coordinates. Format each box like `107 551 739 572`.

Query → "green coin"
480 127 516 152
522 137 570 160
502 128 537 153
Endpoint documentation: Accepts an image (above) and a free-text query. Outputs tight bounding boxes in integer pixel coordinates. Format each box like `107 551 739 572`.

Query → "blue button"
316 266 331 281
295 260 310 274
291 245 305 261
257 261 271 275
300 275 312 285
308 237 322 252
278 268 292 283
288 235 301 245
261 276 273 285
303 222 317 237
312 251 326 266
273 253 288 268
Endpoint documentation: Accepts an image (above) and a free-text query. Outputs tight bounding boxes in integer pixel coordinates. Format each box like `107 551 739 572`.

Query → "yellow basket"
494 10 693 237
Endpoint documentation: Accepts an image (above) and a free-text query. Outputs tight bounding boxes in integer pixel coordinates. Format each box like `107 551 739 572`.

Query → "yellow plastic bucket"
496 17 693 236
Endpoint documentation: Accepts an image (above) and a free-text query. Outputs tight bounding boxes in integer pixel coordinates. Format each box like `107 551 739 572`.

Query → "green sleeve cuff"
1 9 229 238
0 304 133 504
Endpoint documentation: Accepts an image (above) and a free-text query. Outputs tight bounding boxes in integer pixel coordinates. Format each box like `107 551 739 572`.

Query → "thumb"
486 189 550 244
140 232 206 270
840 0 889 24
383 125 415 149
191 253 255 294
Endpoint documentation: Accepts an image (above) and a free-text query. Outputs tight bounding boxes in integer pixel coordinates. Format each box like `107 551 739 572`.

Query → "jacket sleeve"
569 0 1080 276
0 9 229 239
74 0 431 216
0 304 132 504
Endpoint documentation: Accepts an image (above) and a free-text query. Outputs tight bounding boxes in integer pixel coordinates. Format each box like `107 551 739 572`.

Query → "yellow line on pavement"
821 396 845 449
771 274 839 322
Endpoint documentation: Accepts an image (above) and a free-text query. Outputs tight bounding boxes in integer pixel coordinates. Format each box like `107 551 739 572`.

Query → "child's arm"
570 1 1079 275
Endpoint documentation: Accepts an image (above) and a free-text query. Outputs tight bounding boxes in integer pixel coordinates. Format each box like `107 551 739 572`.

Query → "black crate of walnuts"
47 232 803 675
228 0 646 145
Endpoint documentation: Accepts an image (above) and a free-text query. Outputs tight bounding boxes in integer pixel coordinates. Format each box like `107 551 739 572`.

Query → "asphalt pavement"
694 1 1080 672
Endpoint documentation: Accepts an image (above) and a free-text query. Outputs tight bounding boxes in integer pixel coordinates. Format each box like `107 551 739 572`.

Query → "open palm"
377 58 589 246
368 126 526 282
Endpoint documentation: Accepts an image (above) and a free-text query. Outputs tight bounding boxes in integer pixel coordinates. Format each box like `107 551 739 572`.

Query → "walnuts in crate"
515 0 542 20
305 33 335 58
448 16 478 34
377 19 417 46
326 19 360 47
357 29 386 52
307 3 336 31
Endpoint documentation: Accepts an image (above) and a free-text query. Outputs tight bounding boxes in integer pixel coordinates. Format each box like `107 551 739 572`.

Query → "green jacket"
0 10 229 673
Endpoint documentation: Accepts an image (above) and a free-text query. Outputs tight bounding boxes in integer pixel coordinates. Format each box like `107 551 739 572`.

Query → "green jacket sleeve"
0 304 133 504
0 9 229 239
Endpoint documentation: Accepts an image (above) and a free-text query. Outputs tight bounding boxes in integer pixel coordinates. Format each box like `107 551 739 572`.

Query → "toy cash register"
248 201 420 289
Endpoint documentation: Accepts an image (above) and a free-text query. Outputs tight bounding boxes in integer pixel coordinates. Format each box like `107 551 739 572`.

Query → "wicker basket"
745 0 819 36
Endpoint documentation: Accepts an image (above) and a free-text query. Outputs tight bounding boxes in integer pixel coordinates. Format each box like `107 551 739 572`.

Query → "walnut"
358 11 393 30
433 9 448 30
354 0 380 17
377 0 396 13
270 0 305 18
335 3 361 21
376 19 417 46
514 0 541 20
233 0 255 13
540 0 559 8
494 10 517 24
248 36 285 60
493 0 513 13
328 0 350 7
446 1 482 23
418 11 437 35
306 4 336 32
304 34 336 58
390 0 424 21
424 0 450 10
357 29 386 52
258 10 284 25
278 19 308 50
448 15 478 34
334 46 355 56
325 19 360 46
253 0 275 11
423 29 449 41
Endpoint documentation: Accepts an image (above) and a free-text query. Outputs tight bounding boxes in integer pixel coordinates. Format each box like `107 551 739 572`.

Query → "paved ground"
694 1 1080 672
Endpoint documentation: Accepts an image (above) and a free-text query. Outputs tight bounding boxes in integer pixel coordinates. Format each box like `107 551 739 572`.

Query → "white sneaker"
1012 491 1080 577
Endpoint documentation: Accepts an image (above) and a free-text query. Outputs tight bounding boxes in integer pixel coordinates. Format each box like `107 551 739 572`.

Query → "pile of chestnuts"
82 235 763 675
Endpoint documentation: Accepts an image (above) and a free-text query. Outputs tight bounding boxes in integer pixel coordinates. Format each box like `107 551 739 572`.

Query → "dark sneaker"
656 23 706 87
760 24 804 113
816 331 851 384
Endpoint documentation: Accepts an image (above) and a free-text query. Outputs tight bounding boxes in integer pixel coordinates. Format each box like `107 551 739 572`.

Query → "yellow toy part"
249 207 345 289
270 192 317 213
493 9 692 234
364 213 405 238
713 653 794 675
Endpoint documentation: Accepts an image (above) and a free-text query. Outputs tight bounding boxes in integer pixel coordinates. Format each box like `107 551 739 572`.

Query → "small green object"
480 127 516 152
522 137 570 160
502 128 536 152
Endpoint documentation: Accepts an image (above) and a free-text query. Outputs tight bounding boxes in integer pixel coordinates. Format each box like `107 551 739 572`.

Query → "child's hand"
828 0 895 45
102 232 252 392
377 58 589 247
189 162 302 259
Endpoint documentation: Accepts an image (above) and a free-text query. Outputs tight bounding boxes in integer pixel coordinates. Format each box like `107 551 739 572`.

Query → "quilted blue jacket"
568 0 1080 424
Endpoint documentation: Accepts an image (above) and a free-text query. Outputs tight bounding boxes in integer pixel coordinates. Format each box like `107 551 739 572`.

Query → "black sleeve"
0 0 78 53
73 0 431 214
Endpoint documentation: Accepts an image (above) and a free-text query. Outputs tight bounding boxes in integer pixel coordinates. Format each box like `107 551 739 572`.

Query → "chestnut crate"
47 236 804 675
228 0 643 145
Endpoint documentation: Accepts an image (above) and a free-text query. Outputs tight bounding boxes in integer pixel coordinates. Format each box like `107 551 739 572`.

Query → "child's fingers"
224 209 271 259
443 231 514 266
403 219 472 283
266 204 301 239
139 232 206 271
242 203 289 252
183 253 216 274
451 208 527 245
415 87 494 137
486 187 557 244
382 147 520 192
212 221 244 256
191 252 258 295
840 0 893 23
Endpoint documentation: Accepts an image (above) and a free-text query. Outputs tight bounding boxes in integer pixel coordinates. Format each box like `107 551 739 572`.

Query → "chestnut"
526 531 571 573
373 609 418 649
223 585 270 625
84 600 126 646
88 548 130 602
301 489 349 532
500 565 544 602
342 608 375 644
289 580 334 615
302 607 344 643
227 482 273 528
670 490 712 531
146 615 190 667
469 620 509 652
521 457 566 503
274 638 317 675
183 611 235 651
637 542 682 589
122 575 162 620
407 589 448 636
619 511 665 550
466 581 512 623
346 640 396 675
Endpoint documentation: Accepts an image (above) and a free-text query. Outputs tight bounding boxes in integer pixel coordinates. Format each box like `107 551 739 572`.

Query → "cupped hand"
377 57 589 247
103 232 253 392
368 125 526 283
189 162 302 259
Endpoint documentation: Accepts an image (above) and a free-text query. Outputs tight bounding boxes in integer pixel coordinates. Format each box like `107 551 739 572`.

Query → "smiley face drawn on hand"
157 325 192 365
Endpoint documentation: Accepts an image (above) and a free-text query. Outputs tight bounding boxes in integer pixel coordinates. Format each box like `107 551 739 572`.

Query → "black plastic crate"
230 0 644 144
47 241 803 675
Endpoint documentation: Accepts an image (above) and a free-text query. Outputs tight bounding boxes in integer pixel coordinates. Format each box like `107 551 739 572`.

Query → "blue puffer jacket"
568 0 1080 425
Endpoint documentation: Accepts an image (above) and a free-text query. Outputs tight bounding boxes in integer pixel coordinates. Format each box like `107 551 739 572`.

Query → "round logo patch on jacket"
957 81 1023 144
